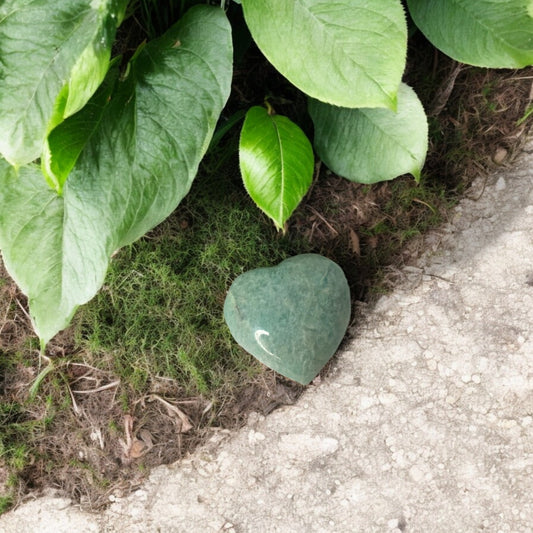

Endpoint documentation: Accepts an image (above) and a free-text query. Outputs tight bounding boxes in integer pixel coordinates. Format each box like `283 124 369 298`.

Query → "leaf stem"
264 100 275 116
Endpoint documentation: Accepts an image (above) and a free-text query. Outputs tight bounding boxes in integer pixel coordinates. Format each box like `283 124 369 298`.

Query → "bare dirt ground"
1 125 532 532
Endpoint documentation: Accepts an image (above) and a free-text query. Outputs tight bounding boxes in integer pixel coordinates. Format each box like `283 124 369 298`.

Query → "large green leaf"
0 6 233 345
239 106 314 231
309 83 428 184
0 0 127 167
41 59 120 194
407 0 533 68
241 0 407 109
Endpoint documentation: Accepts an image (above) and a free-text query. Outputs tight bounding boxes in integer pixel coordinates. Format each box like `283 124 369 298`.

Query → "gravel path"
1 138 532 533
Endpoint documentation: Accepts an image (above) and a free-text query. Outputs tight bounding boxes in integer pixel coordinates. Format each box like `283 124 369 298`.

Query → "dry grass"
406 39 533 185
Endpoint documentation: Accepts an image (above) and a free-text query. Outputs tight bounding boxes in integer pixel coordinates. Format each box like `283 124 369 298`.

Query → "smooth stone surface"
223 254 351 384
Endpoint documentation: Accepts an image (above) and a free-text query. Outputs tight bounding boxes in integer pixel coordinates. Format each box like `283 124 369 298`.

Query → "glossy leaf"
309 83 428 184
0 0 127 167
407 0 533 68
0 6 233 345
239 106 314 231
241 0 407 109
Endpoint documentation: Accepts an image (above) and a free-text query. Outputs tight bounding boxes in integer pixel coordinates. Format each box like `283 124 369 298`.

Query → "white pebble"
495 176 506 190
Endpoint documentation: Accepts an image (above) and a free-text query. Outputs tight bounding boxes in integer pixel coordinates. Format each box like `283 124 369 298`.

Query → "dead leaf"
118 416 154 462
129 439 147 459
349 228 360 255
139 429 154 448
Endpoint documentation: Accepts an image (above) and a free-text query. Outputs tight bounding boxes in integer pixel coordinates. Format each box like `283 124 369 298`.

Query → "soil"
1 19 532 512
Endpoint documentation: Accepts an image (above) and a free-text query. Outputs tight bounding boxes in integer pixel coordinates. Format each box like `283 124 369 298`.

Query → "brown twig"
429 62 465 117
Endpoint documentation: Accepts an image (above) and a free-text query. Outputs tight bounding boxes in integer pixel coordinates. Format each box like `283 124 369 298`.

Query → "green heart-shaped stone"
223 254 351 385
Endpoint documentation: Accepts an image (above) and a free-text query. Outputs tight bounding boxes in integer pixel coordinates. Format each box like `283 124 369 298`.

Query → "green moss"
71 168 312 397
0 496 14 515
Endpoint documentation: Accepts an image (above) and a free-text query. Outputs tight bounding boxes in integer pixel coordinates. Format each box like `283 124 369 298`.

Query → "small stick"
146 394 193 432
72 380 120 394
307 205 339 237
429 62 464 117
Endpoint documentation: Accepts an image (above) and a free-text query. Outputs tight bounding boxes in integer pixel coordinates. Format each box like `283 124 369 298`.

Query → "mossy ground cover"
1 3 532 512
72 170 310 396
0 162 313 507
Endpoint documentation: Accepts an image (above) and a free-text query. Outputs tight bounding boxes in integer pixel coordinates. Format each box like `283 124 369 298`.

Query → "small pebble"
495 176 507 190
493 147 508 165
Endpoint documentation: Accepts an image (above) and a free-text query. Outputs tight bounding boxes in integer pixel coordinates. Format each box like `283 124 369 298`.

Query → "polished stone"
223 254 351 384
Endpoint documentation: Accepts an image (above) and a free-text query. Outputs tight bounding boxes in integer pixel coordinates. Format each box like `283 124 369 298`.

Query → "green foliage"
309 83 428 184
0 496 14 515
134 0 204 39
0 0 127 167
0 5 232 346
42 60 119 193
239 105 314 230
240 0 407 109
0 376 51 493
0 0 531 349
72 174 311 395
407 0 533 68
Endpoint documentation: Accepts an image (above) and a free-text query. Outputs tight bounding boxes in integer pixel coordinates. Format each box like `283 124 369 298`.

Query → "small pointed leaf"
309 83 428 184
239 106 314 231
